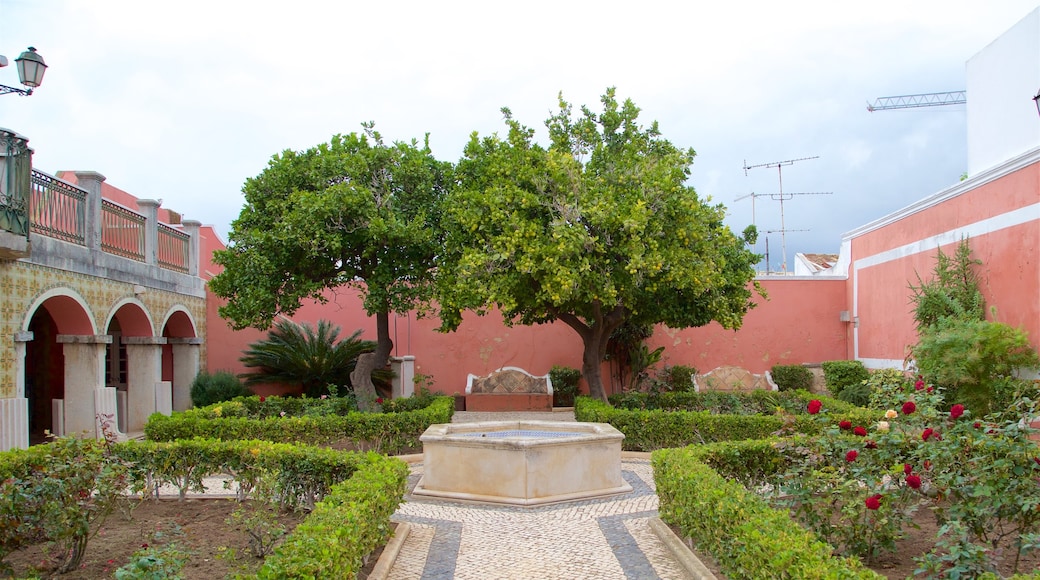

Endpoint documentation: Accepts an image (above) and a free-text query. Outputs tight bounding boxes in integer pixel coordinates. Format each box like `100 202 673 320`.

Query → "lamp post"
0 47 47 96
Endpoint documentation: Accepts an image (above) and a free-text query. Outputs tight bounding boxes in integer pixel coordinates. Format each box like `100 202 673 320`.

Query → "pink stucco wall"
849 160 1039 366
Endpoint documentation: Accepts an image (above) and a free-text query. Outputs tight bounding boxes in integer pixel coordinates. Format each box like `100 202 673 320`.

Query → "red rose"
902 401 916 415
865 440 877 449
906 474 922 489
924 460 932 471
927 387 934 393
846 450 858 462
839 420 852 430
376 397 384 404
922 428 934 441
904 463 913 476
1034 457 1040 467
865 494 881 510
914 380 925 391
259 395 266 403
974 421 982 429
854 426 867 437
950 404 964 419
807 400 822 415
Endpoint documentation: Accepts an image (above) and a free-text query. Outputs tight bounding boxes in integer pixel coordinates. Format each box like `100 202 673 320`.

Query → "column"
0 331 32 450
136 199 160 266
124 337 165 432
56 334 112 438
169 338 202 411
73 171 105 253
182 219 201 277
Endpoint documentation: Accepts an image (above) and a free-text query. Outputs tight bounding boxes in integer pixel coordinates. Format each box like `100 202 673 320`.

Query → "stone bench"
464 367 554 412
692 365 778 393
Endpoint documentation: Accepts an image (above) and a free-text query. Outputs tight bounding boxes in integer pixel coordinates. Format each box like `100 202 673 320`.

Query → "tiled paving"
386 411 694 579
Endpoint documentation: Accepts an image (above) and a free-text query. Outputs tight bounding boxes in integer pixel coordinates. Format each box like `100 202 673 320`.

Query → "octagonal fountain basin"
412 420 631 506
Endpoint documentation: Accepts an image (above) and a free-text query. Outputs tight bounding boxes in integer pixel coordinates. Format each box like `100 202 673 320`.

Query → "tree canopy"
437 89 762 401
209 124 450 409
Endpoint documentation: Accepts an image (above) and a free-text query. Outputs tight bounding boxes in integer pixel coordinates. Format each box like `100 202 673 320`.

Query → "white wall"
967 7 1040 175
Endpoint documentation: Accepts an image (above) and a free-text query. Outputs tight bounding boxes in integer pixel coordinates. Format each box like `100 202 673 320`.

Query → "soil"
674 509 1040 579
2 498 387 579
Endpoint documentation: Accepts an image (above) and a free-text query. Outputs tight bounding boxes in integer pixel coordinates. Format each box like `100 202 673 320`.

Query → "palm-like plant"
238 319 392 398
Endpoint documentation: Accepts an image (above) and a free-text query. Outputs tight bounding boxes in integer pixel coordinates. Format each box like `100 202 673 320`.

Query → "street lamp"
0 47 47 96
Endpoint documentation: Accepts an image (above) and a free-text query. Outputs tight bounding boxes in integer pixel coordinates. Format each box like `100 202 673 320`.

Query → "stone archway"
106 301 158 434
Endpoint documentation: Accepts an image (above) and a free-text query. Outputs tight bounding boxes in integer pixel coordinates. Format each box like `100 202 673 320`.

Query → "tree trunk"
559 304 626 403
351 310 393 412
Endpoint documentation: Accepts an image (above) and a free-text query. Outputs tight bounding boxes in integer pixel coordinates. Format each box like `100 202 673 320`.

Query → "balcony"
3 167 205 298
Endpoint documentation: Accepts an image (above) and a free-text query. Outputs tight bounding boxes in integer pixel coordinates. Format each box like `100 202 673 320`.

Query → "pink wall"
849 160 1040 366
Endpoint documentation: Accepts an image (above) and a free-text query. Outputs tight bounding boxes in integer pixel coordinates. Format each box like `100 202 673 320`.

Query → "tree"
238 319 393 398
209 125 450 410
437 89 762 402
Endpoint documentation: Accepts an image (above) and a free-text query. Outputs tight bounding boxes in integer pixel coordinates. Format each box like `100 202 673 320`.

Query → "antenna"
763 228 809 275
743 156 831 273
734 189 765 253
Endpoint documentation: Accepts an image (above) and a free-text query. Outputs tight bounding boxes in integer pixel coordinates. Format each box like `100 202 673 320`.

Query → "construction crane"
867 91 966 112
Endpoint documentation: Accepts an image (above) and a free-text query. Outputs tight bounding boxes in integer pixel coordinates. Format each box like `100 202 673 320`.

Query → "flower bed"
0 437 408 577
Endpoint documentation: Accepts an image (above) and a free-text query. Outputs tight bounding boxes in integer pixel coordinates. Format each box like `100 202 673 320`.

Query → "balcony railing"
158 222 190 273
101 199 146 261
27 169 197 276
30 170 86 244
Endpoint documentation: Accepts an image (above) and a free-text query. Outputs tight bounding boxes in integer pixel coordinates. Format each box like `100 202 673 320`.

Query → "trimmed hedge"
144 395 454 454
653 446 882 579
577 393 877 451
770 364 814 392
821 360 869 396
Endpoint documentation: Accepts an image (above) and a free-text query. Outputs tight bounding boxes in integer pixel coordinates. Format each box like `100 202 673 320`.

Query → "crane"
867 91 966 112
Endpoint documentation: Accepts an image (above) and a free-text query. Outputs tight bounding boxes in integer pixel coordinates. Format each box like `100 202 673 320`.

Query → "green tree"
209 125 450 410
437 89 761 402
238 319 391 398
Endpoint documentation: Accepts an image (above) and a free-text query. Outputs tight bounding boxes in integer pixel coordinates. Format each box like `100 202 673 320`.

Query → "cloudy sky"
2 1 1037 272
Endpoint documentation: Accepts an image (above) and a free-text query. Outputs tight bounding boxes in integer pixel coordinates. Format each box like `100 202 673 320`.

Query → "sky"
2 1 1038 273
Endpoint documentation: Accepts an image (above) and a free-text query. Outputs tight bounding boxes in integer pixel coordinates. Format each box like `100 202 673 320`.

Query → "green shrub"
190 370 250 408
658 364 697 392
771 365 813 392
835 381 872 407
549 365 581 407
821 360 869 396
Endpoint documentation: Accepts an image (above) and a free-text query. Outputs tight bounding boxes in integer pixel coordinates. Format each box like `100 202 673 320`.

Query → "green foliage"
190 370 250 408
770 364 813 392
548 365 581 407
821 360 869 396
226 470 286 558
866 368 915 410
908 238 984 333
627 343 664 390
437 88 762 401
210 126 450 331
914 317 1039 415
113 527 191 580
238 319 390 398
657 364 698 392
145 395 454 454
577 393 877 451
0 431 129 575
835 381 872 407
653 447 881 579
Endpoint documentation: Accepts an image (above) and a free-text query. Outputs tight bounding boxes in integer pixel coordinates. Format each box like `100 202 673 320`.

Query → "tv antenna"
763 228 809 275
742 156 831 272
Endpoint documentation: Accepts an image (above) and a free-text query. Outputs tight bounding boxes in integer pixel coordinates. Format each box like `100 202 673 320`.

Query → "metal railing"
157 222 190 273
30 170 86 245
101 200 146 261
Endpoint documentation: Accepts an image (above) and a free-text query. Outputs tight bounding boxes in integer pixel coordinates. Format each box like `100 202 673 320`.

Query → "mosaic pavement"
386 458 694 580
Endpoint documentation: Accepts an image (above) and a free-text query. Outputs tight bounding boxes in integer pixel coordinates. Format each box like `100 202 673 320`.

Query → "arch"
160 306 198 338
105 299 155 337
22 288 96 335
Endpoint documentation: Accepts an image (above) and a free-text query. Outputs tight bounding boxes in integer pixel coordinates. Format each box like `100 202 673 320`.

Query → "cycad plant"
238 319 391 398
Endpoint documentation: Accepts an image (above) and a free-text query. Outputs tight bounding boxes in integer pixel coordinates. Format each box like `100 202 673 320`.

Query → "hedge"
145 395 454 454
652 445 882 579
770 364 814 391
576 393 877 451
